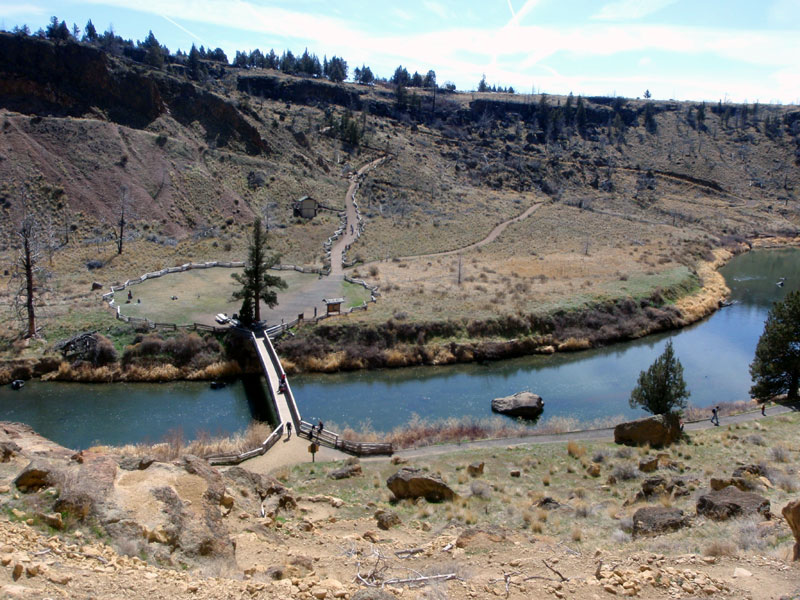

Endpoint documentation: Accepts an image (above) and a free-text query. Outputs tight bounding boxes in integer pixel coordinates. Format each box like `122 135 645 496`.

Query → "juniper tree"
750 291 800 400
629 341 689 415
231 218 287 325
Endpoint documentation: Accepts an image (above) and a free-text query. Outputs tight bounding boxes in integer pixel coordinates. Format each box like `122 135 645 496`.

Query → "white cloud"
2 3 46 17
638 56 652 66
423 1 447 20
593 0 679 21
390 7 413 21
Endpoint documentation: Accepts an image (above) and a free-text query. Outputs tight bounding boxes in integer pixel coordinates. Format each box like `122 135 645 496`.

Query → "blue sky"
3 0 799 103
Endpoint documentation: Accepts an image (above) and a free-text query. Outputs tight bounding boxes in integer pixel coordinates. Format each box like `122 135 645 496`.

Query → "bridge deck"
247 328 392 458
251 330 299 428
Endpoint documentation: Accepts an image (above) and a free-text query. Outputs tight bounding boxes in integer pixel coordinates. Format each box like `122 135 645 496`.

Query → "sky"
2 0 800 104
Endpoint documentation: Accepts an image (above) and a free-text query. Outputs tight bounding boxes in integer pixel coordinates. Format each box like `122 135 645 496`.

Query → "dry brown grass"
116 421 273 461
567 440 587 459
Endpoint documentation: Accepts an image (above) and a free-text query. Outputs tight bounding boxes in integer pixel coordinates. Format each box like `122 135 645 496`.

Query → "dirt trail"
261 156 388 324
361 402 798 465
329 156 389 276
397 199 547 261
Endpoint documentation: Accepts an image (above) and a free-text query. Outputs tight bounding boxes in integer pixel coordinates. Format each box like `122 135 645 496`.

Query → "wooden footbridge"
208 328 392 465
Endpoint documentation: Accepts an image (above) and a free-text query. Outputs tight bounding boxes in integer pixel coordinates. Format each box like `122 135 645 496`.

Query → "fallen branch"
382 573 458 586
395 548 424 559
542 559 568 582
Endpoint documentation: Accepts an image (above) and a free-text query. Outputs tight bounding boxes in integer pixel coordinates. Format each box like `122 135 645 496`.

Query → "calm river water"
1 248 798 449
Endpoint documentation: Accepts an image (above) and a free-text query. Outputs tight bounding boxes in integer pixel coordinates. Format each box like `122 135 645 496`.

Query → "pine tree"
750 291 800 400
576 95 587 136
231 219 287 324
629 341 689 415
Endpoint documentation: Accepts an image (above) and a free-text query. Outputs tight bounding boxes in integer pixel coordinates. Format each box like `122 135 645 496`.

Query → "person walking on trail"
286 422 292 440
761 403 766 416
711 406 720 426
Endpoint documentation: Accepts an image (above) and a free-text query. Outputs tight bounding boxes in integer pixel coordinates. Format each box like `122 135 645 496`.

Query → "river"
1 247 798 449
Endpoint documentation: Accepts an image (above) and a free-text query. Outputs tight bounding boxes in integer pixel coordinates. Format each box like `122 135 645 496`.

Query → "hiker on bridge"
317 420 324 437
286 422 292 440
278 372 287 394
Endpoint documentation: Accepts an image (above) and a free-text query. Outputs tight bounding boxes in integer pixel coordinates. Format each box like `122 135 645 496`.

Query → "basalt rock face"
0 33 268 155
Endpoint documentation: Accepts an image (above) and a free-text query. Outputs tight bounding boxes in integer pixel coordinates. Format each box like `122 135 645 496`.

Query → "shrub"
164 333 204 366
703 540 737 557
470 481 492 500
611 463 639 481
567 440 586 459
768 445 790 463
92 334 118 366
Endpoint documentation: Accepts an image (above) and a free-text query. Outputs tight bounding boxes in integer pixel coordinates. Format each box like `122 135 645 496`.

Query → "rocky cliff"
0 33 268 155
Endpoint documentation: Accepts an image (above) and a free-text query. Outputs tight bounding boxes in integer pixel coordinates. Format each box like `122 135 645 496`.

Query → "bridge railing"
206 423 284 466
299 420 393 456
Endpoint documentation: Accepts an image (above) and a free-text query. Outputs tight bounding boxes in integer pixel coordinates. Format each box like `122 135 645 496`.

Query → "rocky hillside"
2 32 798 249
2 411 800 599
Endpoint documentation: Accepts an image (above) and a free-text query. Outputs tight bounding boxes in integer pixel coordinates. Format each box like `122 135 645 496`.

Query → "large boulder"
14 459 62 492
386 467 456 502
614 413 681 447
696 487 771 521
491 392 544 419
782 499 800 561
632 506 688 536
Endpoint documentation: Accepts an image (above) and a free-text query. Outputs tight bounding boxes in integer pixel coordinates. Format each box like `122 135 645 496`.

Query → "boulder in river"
491 392 544 420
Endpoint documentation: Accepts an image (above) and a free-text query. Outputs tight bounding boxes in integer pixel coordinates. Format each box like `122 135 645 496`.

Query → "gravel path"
361 401 800 463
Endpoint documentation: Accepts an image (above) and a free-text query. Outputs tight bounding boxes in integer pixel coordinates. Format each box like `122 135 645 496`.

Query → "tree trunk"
790 372 799 399
23 235 36 337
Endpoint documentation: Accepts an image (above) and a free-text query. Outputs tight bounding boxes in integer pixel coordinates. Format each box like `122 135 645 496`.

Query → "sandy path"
245 432 348 474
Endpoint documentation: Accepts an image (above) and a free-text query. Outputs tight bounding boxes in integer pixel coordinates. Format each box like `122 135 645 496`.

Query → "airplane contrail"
160 14 203 42
507 0 516 18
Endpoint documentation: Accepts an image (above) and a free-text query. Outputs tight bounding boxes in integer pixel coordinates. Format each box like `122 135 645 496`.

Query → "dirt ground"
2 409 799 599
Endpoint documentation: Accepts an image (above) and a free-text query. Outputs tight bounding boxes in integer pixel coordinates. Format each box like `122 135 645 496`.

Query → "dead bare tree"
10 215 47 338
111 186 132 255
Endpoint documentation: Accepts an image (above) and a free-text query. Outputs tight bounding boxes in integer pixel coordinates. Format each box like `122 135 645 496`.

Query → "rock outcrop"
696 487 771 521
0 33 268 156
491 392 544 419
1 421 297 569
782 499 800 561
614 413 681 447
632 506 689 536
386 467 456 502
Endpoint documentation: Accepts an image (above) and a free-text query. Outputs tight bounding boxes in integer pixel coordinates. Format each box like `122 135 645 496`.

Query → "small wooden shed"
323 297 344 315
293 196 318 219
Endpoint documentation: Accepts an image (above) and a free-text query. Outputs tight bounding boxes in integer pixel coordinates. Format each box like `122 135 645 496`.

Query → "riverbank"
0 239 792 386
276 246 738 374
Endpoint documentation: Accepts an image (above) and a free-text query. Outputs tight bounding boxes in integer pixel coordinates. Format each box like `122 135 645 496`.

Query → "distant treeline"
6 15 459 91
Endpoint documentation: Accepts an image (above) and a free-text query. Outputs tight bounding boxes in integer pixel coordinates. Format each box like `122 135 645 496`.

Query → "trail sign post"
308 443 319 462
